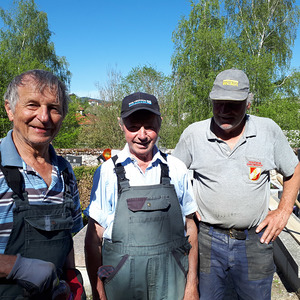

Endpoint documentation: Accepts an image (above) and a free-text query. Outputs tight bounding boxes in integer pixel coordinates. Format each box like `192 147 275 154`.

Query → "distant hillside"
79 97 105 104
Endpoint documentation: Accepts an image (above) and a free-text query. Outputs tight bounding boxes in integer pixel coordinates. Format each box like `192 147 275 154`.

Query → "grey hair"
4 69 70 117
247 92 254 104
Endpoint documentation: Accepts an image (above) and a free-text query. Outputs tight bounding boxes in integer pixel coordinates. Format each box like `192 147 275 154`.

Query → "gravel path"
271 272 299 299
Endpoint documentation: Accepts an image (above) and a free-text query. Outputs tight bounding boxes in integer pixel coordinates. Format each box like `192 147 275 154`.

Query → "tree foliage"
52 95 81 148
0 0 71 83
121 65 172 118
0 0 71 137
171 0 300 125
77 103 125 149
96 66 124 103
224 0 300 103
172 0 227 123
121 65 171 97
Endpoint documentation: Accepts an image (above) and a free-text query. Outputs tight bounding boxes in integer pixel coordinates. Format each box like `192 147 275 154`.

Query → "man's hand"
258 163 300 244
256 208 291 244
97 277 107 300
6 254 58 296
195 211 201 222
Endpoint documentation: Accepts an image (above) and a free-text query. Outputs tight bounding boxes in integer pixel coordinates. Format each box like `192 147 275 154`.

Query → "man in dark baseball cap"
85 92 199 299
121 92 161 118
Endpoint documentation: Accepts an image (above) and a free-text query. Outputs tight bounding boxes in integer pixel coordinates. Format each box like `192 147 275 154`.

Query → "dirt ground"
271 272 299 300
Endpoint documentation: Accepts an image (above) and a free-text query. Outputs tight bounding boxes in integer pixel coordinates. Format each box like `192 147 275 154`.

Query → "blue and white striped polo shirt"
0 130 83 254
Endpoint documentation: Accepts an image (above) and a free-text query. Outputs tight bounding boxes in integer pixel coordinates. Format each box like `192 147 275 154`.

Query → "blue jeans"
198 223 275 300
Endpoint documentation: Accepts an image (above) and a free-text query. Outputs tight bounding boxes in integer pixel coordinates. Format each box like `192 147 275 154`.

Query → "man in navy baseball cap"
121 91 161 118
85 91 199 300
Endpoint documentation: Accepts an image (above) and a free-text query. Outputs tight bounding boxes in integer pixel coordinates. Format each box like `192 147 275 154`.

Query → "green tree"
52 95 81 149
171 0 229 124
224 0 300 103
171 0 300 124
121 65 171 97
78 103 125 149
87 66 125 148
254 95 300 147
96 66 124 103
121 65 172 118
0 0 71 136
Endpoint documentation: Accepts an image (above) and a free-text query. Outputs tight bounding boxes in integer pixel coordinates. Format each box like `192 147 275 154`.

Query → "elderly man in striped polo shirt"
0 70 84 299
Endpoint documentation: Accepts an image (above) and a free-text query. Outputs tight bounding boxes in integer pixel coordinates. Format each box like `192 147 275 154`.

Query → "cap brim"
209 90 248 101
121 107 161 118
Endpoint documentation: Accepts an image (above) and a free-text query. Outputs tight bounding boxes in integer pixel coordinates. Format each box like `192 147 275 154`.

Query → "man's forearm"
183 215 199 299
84 218 105 299
186 216 198 283
279 162 300 214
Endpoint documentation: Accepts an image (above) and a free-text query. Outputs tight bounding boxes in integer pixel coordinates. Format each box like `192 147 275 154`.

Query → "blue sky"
1 0 300 98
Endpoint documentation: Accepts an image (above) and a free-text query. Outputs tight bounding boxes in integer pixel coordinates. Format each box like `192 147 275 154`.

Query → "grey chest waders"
0 156 74 299
99 154 191 300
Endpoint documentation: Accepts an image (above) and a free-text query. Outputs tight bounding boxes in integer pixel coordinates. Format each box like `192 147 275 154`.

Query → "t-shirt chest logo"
247 160 263 181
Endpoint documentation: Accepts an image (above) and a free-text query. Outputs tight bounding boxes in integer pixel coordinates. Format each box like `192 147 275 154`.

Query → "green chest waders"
0 160 74 300
101 155 191 300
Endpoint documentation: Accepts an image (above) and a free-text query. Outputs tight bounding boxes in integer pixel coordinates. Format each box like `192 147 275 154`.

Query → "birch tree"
171 0 300 121
0 0 71 136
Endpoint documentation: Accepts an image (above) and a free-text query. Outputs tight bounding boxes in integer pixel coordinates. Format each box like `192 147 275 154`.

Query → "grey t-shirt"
172 115 298 229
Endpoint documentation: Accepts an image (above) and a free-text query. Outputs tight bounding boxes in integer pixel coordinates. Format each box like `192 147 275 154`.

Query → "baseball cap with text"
121 92 161 118
209 69 250 101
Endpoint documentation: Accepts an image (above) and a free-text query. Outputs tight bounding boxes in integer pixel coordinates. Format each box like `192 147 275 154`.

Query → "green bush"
73 165 98 180
73 165 99 225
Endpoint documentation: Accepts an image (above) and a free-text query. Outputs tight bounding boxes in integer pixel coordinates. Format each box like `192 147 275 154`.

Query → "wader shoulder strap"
111 153 171 192
57 156 71 194
0 153 71 203
0 153 24 199
159 151 171 185
111 155 130 195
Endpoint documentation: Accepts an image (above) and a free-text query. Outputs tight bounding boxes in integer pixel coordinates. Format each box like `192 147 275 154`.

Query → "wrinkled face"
5 78 64 150
120 110 161 161
212 100 248 133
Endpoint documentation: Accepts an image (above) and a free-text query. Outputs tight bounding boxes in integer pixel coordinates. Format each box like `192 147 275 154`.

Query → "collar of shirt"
114 144 167 185
0 130 23 167
206 114 257 141
0 129 60 171
116 143 166 167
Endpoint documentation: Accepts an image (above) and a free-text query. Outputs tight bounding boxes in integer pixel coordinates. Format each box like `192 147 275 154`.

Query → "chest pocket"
24 212 73 232
23 207 73 270
243 156 272 184
125 186 175 246
127 197 170 212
